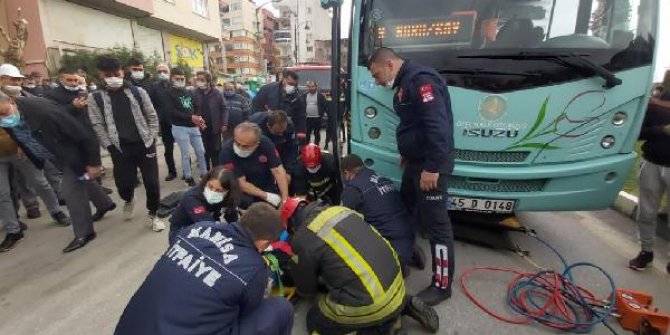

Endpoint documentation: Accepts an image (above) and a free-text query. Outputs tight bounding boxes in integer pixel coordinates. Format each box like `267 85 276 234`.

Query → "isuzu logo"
462 128 520 138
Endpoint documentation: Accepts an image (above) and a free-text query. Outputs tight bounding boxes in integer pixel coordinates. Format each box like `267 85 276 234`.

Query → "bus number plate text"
448 197 515 213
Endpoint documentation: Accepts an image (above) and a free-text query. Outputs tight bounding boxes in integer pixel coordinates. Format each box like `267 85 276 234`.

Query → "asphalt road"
0 144 668 335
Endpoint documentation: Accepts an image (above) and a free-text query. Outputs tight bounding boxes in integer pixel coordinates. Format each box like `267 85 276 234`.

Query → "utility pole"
293 2 299 65
321 0 344 172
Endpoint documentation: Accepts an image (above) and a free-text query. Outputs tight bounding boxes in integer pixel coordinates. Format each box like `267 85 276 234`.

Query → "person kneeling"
282 198 439 335
115 203 293 335
168 166 241 244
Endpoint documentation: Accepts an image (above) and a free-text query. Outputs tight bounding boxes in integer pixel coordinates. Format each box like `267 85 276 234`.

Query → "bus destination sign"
377 11 477 46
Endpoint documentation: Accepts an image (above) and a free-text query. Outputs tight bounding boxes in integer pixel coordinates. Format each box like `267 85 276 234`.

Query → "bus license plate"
448 197 515 213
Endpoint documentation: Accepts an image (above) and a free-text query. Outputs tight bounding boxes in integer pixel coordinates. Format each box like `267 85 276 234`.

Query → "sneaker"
165 172 177 182
629 251 654 271
123 200 135 221
52 211 72 226
185 178 196 187
26 207 41 219
417 286 451 306
0 232 24 252
404 296 439 333
148 215 166 232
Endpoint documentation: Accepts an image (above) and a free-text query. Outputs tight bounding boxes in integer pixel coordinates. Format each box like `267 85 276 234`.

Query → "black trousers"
110 142 160 215
400 164 455 293
306 117 322 145
306 303 401 335
201 130 221 170
160 119 177 175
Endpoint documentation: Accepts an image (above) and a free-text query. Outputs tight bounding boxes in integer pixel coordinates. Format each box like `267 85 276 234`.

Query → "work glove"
265 192 282 207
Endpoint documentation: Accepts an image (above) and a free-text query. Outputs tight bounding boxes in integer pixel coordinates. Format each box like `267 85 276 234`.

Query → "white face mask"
307 165 321 174
3 85 22 97
49 82 59 88
284 85 296 94
131 71 145 80
104 77 124 89
173 80 186 88
24 84 36 89
203 186 226 204
63 84 79 92
233 143 254 158
158 72 170 81
89 85 97 91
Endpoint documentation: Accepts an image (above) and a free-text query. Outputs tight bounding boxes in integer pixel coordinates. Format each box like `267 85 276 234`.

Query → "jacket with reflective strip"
291 206 406 324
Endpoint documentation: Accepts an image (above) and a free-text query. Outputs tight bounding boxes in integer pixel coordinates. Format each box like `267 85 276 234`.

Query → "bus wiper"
439 68 540 77
458 52 623 89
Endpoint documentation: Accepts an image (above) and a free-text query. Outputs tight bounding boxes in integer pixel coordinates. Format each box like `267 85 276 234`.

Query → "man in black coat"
148 64 178 181
251 71 306 140
0 93 103 253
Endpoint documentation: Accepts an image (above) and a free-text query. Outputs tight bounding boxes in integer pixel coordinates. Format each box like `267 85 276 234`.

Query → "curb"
613 191 670 240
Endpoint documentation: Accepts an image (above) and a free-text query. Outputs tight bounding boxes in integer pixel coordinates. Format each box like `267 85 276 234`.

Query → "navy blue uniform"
393 60 455 293
168 186 239 244
342 167 414 267
115 221 294 335
219 136 282 208
248 112 299 176
250 82 307 134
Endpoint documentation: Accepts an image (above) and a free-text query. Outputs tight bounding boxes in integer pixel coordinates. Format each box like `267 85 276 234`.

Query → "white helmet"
0 64 24 78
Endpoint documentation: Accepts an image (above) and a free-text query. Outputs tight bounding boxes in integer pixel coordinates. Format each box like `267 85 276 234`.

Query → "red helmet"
302 144 322 169
280 197 304 228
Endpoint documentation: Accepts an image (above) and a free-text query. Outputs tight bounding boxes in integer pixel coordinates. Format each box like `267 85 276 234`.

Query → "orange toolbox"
613 289 670 335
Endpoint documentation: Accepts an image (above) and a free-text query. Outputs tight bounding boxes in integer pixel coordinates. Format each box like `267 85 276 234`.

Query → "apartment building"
275 0 331 66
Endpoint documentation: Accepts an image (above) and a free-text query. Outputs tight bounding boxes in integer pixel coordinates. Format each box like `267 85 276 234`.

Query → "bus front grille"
450 177 546 193
454 150 530 163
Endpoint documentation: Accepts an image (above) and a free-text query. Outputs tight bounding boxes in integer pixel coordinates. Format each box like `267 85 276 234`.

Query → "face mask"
24 84 36 89
173 80 186 88
0 112 20 128
131 71 145 80
78 84 87 91
49 83 59 88
224 91 235 98
196 81 208 89
233 143 254 158
63 84 79 92
203 186 226 204
384 68 395 89
284 85 296 94
3 85 22 97
307 165 321 174
157 72 170 81
104 77 124 89
89 85 97 91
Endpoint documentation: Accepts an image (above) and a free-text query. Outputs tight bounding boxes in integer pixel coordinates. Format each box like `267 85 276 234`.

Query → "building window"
192 0 209 17
222 19 231 28
307 46 314 52
233 43 249 50
230 2 241 11
231 30 247 37
307 7 312 14
242 68 251 74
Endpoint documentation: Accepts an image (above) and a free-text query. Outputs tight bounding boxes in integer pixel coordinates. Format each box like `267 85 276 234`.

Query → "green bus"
349 0 659 213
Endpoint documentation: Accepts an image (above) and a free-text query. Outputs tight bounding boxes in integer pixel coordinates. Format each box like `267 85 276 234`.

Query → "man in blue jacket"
368 47 456 306
248 110 299 181
114 202 293 335
251 71 306 139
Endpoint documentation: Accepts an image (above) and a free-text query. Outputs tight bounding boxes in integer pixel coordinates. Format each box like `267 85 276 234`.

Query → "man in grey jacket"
87 55 165 232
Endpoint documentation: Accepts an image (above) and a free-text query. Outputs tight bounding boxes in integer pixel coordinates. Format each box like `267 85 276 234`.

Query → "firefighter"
114 203 294 335
248 110 299 184
368 47 456 305
282 198 439 335
341 154 425 276
299 143 341 205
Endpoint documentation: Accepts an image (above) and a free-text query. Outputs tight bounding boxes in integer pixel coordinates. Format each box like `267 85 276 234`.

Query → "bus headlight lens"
612 112 627 126
368 127 381 139
364 107 377 118
601 135 616 149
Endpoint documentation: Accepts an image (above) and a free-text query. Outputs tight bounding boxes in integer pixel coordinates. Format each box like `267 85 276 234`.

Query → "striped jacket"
87 84 159 150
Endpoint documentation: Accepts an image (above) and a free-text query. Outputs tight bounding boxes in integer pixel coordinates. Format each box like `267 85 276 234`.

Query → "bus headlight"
368 127 381 139
601 135 616 149
364 106 377 118
612 111 627 126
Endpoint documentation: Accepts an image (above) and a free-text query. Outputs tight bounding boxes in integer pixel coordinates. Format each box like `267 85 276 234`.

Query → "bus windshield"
292 69 331 91
359 0 657 92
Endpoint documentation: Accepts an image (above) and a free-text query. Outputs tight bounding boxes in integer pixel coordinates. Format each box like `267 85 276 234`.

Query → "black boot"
411 244 426 270
403 296 439 333
417 243 452 306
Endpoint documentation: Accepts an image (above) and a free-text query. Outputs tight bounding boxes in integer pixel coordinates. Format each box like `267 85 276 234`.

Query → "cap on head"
301 144 322 169
0 64 24 78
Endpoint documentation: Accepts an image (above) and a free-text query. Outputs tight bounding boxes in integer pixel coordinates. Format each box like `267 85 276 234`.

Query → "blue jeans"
171 125 207 179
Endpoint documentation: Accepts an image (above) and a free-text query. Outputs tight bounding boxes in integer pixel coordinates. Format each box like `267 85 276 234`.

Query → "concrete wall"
152 0 221 40
134 23 164 60
39 0 134 50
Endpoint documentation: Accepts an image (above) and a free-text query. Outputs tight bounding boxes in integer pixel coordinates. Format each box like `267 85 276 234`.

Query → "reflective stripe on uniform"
307 206 406 324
